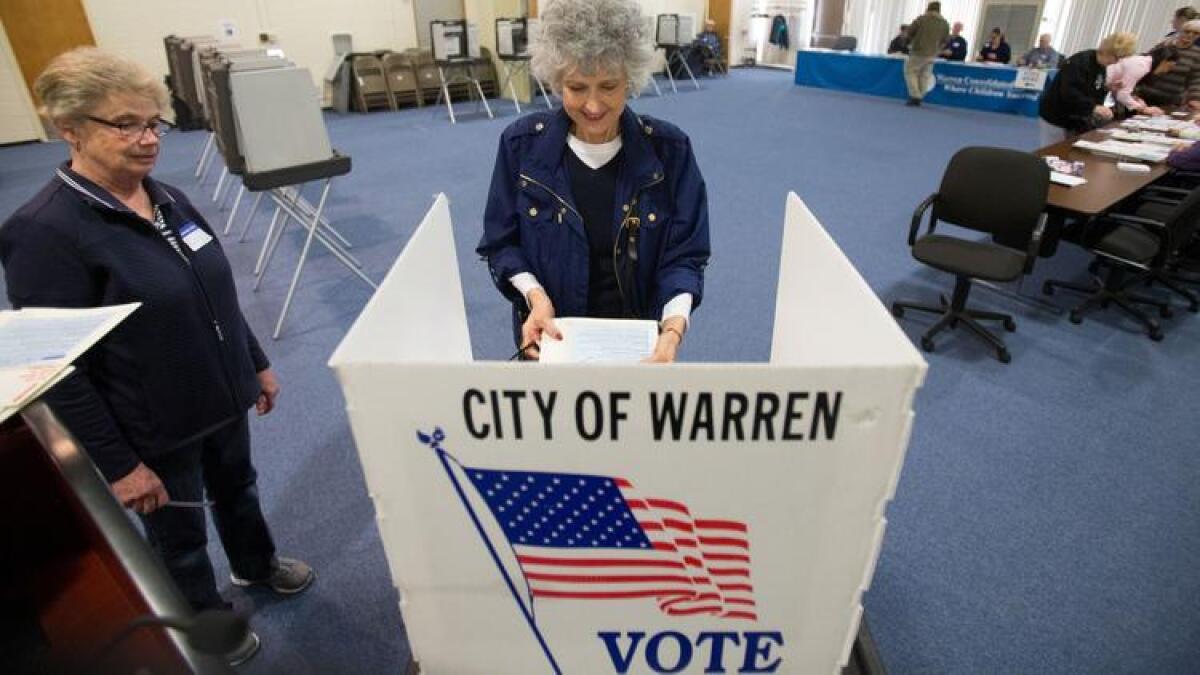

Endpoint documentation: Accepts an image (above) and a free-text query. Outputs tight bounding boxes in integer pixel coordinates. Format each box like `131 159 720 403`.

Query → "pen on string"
163 499 215 509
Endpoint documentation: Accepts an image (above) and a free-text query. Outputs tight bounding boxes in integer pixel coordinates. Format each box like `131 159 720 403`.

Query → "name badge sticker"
179 221 213 252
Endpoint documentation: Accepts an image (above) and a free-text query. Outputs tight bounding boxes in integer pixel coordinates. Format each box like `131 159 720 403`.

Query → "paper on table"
538 317 658 364
1050 172 1087 187
1073 139 1170 163
0 303 140 423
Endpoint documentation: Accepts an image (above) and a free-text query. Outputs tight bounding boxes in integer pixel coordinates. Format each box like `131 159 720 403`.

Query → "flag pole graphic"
419 429 562 675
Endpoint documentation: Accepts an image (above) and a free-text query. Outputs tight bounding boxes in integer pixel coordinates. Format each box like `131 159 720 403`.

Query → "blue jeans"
139 416 276 610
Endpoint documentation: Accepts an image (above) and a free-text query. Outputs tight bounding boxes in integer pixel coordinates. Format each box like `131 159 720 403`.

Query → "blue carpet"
1 68 1197 673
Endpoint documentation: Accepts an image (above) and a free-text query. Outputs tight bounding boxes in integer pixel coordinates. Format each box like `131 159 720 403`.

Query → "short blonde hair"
35 47 169 125
1099 32 1138 60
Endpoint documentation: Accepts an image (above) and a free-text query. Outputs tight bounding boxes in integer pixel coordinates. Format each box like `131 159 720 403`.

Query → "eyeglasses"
86 115 174 138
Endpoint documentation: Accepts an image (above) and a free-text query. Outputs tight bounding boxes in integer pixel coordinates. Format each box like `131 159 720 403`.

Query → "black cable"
90 609 248 670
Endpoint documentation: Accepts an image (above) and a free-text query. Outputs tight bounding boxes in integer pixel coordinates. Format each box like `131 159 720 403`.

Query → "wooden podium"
0 401 230 674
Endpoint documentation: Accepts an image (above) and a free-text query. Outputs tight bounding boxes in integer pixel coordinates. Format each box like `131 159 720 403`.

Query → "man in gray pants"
905 2 950 106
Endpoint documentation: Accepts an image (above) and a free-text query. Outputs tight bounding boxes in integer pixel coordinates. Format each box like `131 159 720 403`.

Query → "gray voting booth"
166 36 378 338
226 65 376 338
494 17 553 113
429 20 493 123
655 14 700 92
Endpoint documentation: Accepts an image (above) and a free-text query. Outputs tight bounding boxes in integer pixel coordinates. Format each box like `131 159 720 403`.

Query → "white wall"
0 17 43 144
81 0 419 88
1054 0 1176 55
414 0 465 48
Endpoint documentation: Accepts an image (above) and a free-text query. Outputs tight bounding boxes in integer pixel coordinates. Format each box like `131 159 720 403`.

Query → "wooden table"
1035 128 1173 216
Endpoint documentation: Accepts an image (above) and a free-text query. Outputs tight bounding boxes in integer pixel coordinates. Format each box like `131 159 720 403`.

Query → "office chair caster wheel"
1149 327 1164 342
1003 318 1016 332
997 348 1011 364
1068 310 1083 324
920 337 935 352
1160 306 1174 319
1041 281 1054 296
891 304 904 318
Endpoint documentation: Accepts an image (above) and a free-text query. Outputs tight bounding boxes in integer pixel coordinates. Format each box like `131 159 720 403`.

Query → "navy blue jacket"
0 165 268 482
477 107 710 321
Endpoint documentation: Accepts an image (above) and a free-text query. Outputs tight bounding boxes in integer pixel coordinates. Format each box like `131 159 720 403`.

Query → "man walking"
905 2 950 106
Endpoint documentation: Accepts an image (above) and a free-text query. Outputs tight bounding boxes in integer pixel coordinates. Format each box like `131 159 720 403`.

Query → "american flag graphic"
462 466 758 620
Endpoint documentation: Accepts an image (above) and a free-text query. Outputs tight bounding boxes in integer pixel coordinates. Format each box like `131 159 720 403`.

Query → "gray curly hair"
530 0 655 93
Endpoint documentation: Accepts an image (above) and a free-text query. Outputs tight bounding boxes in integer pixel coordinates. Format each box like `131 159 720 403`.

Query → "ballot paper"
538 317 658 364
1050 172 1087 187
1073 139 1170 163
1110 130 1192 146
0 303 140 423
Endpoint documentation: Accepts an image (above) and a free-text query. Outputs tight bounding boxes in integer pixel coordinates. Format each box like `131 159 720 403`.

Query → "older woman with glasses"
0 47 311 665
477 0 711 363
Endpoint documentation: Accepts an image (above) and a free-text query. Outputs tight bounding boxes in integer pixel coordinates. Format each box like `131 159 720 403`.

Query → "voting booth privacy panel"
329 194 926 674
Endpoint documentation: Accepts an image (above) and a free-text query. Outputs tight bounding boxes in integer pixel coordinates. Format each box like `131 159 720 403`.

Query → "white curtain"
1055 0 1177 55
842 0 1173 57
843 0 985 55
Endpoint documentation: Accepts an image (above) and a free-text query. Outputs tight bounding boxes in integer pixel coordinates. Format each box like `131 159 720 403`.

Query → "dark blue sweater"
0 165 268 481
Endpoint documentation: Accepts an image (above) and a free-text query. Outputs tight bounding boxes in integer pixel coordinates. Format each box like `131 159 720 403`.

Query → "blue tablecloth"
794 51 1048 117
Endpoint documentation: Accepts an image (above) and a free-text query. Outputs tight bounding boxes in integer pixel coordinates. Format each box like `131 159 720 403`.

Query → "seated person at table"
1167 138 1200 170
1018 33 1063 68
888 25 911 55
978 28 1012 64
1038 32 1136 146
693 19 724 74
1161 6 1200 44
940 22 968 61
1108 45 1178 116
1137 19 1200 108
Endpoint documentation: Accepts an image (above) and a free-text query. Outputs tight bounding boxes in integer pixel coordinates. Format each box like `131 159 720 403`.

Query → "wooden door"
0 0 95 105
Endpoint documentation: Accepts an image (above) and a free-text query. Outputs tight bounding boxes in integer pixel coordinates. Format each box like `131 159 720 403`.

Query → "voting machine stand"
430 20 493 124
655 14 701 93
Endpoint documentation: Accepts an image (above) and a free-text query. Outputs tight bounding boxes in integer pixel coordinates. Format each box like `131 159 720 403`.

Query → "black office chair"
892 147 1049 363
831 35 858 52
1041 183 1200 340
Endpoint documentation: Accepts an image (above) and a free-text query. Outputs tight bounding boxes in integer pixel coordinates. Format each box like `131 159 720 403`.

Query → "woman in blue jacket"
0 48 311 665
477 0 711 362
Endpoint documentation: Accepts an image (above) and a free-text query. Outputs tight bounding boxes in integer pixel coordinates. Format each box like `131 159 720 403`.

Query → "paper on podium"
538 318 657 363
0 303 140 423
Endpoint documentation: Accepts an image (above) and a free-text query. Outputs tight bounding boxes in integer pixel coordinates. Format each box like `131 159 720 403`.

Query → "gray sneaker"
231 557 315 595
226 630 261 667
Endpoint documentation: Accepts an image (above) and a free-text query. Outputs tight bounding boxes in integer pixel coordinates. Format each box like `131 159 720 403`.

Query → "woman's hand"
256 368 280 415
1093 105 1114 121
520 288 561 360
112 463 170 514
645 317 686 364
1144 106 1165 116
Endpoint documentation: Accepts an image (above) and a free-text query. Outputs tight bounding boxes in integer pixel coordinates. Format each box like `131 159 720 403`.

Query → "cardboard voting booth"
330 193 926 674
